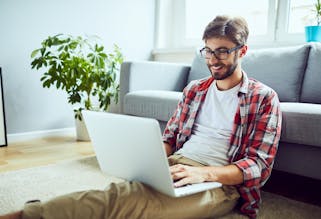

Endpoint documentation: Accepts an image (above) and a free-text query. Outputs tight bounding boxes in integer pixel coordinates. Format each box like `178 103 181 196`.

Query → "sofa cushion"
242 45 310 102
120 61 190 92
280 102 321 147
300 43 321 104
124 90 181 122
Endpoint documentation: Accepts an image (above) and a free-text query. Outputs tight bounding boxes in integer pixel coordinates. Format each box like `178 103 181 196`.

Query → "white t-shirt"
176 81 240 166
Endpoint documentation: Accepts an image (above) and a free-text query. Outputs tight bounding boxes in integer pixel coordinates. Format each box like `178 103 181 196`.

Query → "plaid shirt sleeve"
162 83 190 150
162 98 182 149
232 85 282 218
234 89 281 186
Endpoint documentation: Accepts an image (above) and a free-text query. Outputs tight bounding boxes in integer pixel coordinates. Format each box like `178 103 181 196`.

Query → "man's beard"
208 54 238 80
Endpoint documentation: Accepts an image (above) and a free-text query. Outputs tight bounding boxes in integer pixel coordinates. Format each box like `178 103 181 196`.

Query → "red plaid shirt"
163 72 282 218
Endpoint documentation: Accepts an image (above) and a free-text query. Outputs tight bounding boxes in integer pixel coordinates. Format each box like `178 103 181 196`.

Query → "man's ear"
239 45 248 58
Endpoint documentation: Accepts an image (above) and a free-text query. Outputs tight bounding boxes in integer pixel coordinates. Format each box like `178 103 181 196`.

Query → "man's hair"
202 15 249 46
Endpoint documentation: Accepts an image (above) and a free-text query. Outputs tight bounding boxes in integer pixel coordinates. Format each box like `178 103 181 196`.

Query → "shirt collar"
197 76 215 91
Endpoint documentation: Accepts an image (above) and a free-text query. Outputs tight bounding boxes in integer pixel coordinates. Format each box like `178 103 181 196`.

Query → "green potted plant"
31 34 123 140
305 0 321 42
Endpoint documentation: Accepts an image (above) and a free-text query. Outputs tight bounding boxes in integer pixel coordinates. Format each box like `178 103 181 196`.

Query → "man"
1 15 281 219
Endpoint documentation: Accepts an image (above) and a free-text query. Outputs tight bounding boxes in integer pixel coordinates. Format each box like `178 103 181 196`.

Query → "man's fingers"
171 171 187 180
169 164 206 187
169 164 186 173
173 177 191 187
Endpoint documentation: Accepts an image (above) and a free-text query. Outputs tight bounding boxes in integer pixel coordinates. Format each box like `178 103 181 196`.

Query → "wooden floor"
0 135 95 173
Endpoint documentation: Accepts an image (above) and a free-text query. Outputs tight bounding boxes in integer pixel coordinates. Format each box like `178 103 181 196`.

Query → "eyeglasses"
199 44 244 60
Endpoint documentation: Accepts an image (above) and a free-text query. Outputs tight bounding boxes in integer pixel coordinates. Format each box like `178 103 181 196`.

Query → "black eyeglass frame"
199 44 244 60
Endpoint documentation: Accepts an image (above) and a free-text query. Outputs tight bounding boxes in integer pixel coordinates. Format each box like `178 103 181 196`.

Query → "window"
276 0 315 43
288 0 315 33
155 0 316 50
185 0 272 41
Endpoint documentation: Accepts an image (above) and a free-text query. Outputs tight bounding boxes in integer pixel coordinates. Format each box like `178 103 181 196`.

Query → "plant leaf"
31 49 40 58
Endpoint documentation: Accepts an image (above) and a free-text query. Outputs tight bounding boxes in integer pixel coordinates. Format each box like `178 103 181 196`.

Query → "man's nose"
207 55 219 65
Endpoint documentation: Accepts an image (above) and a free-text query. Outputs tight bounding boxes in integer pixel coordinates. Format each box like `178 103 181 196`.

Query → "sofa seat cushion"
124 90 181 122
280 102 321 147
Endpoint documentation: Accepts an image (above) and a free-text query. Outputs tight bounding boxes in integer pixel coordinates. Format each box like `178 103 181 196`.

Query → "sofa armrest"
119 61 190 113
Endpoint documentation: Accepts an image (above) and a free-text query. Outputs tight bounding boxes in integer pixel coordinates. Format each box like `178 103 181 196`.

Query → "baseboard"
7 127 76 144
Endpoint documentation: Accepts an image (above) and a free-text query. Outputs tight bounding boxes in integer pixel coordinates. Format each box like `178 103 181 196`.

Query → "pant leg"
23 155 240 219
168 154 207 167
23 181 239 219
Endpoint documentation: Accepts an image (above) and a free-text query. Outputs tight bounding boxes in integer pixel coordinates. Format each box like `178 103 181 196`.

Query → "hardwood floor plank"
0 135 95 173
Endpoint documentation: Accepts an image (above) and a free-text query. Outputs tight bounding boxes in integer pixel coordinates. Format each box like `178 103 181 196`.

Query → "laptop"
82 111 222 197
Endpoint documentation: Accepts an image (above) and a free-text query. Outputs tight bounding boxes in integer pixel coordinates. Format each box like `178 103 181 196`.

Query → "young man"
1 15 281 219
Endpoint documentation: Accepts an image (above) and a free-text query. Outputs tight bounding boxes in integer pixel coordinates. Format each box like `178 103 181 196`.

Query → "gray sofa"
119 43 321 180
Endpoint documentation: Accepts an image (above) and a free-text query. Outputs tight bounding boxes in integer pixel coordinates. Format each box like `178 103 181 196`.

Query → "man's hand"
170 164 244 187
170 164 209 187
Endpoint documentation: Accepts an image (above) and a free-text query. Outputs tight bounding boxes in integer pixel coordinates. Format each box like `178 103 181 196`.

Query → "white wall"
0 0 156 134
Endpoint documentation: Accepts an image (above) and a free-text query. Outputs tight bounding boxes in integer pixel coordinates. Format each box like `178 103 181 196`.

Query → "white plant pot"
75 118 90 141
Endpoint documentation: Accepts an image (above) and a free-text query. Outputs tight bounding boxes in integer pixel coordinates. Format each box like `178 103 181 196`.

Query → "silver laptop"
82 111 222 197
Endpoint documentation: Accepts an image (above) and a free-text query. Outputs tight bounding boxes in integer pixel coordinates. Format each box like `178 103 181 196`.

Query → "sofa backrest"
300 43 321 104
187 51 211 83
242 44 310 102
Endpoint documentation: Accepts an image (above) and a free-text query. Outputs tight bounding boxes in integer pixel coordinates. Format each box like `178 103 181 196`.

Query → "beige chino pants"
23 155 240 219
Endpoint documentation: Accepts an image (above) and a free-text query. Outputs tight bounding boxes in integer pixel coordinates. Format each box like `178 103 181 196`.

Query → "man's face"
204 38 242 80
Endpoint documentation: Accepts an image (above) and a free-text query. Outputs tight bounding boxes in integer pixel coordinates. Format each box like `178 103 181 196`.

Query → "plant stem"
86 91 91 110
